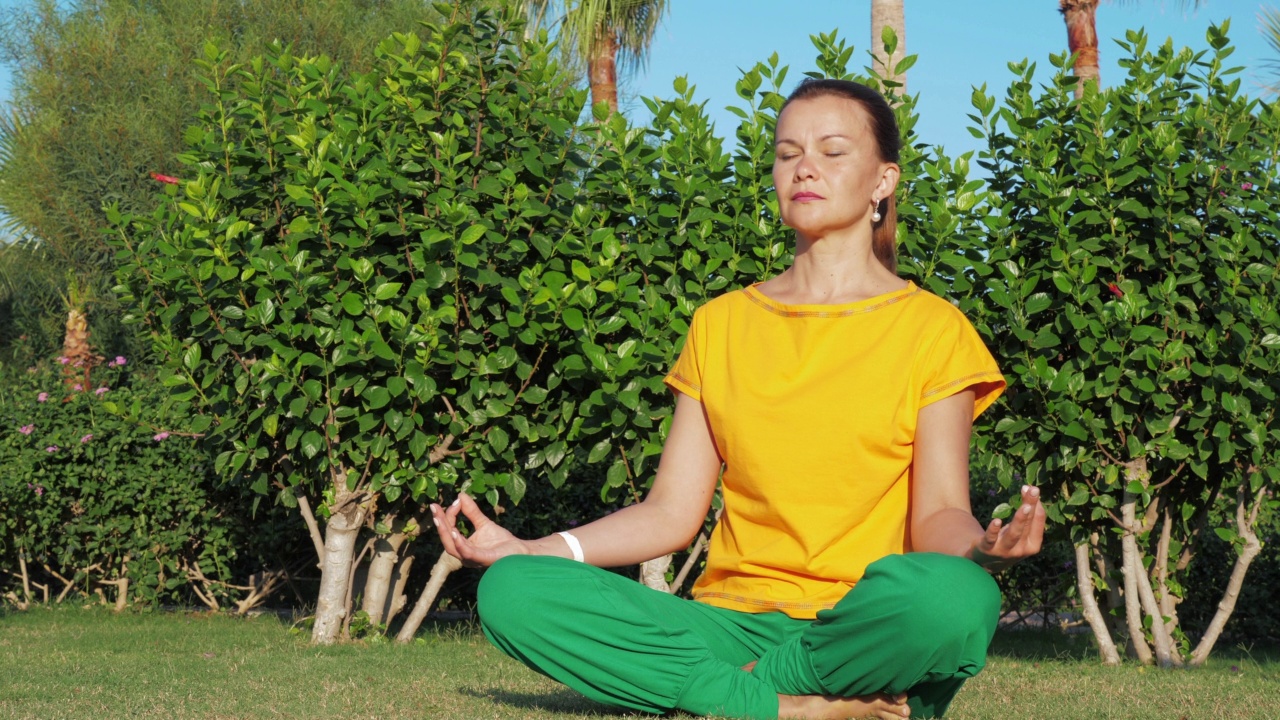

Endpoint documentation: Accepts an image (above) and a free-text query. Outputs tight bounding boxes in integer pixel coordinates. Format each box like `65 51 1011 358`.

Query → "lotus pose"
431 78 1045 720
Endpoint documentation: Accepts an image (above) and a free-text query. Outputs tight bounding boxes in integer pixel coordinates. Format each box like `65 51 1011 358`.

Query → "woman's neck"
760 228 905 305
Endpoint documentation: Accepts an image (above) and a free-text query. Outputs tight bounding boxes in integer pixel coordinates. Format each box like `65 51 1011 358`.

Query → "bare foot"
741 660 909 719
778 692 910 720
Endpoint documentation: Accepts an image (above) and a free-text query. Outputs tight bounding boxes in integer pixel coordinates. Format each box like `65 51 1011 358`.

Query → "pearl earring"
871 199 882 223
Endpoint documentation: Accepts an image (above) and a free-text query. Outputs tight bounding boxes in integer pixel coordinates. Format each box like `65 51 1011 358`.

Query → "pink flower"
37 392 48 403
35 486 44 497
114 356 127 366
153 431 170 442
57 356 69 365
45 445 59 453
1107 283 1124 298
1219 190 1228 197
72 383 83 391
1242 182 1253 191
80 434 93 443
95 386 109 396
150 172 181 185
19 424 34 435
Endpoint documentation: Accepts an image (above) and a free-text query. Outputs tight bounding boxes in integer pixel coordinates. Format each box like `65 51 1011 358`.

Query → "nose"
792 152 818 182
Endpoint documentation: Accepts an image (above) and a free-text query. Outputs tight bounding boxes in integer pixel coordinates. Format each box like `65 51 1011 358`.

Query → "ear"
873 162 901 202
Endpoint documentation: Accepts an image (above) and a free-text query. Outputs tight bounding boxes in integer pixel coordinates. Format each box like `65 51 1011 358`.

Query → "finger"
1002 501 1032 548
1026 500 1048 554
983 517 1002 548
457 492 493 528
431 504 463 558
443 496 466 529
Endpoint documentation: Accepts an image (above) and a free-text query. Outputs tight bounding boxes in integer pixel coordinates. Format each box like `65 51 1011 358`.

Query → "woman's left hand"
971 484 1047 572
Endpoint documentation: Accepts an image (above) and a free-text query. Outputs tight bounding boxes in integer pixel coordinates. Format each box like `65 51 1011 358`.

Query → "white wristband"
557 531 585 562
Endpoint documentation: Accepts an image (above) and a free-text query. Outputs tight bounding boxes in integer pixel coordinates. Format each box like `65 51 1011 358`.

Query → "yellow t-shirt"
663 281 1005 619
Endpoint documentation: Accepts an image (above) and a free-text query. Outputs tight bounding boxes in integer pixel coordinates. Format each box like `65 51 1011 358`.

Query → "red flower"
1107 283 1124 298
149 172 181 185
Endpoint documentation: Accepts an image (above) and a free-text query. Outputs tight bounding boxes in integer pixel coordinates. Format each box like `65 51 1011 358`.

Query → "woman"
430 78 1046 720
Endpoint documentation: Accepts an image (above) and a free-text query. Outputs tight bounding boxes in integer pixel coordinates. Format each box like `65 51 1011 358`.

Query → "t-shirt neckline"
742 281 919 318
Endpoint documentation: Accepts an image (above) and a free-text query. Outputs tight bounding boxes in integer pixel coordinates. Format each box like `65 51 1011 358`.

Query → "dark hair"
780 78 901 273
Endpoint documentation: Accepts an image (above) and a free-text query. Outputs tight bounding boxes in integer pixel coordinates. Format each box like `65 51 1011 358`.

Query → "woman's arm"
432 391 722 567
910 389 1046 571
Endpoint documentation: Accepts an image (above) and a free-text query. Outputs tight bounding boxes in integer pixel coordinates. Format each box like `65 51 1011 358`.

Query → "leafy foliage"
0 352 269 607
0 0 445 361
971 25 1279 658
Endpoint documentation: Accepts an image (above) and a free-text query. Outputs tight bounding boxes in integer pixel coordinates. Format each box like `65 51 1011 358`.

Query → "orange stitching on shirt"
742 285 921 318
694 591 837 612
666 371 701 394
922 371 1004 398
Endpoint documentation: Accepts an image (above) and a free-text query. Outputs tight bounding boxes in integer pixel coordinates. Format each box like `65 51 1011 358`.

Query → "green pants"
477 552 1000 720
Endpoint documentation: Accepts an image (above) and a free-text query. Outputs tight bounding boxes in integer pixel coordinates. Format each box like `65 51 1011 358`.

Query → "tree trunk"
639 554 672 592
1189 485 1266 665
361 522 411 628
588 27 618 113
870 0 907 93
395 550 462 643
1059 0 1101 97
384 554 415 627
1119 487 1154 664
1074 542 1121 665
311 489 368 644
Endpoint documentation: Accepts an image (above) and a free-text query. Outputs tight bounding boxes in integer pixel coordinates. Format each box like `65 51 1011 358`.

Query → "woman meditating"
430 78 1046 720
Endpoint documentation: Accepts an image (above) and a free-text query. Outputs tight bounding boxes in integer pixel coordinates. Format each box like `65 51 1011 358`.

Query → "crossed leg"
477 552 999 719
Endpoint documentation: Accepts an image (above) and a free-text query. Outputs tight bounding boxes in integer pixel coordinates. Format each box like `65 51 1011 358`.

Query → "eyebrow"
775 133 853 146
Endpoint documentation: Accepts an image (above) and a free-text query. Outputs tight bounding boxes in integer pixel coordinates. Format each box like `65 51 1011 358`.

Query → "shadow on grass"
458 685 632 716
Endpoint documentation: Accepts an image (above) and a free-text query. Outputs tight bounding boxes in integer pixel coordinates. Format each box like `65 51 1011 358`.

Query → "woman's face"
772 95 898 238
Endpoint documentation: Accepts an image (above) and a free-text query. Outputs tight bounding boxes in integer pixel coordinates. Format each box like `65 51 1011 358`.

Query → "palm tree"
1263 5 1280 93
1059 1 1204 97
515 0 668 113
871 0 907 93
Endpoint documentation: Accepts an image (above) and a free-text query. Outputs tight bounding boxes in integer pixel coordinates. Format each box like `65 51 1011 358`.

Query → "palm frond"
1263 5 1280 94
513 0 667 75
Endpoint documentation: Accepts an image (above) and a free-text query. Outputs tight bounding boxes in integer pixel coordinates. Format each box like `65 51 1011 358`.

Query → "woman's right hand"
430 493 531 568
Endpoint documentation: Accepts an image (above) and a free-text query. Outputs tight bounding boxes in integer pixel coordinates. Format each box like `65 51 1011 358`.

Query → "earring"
870 199 882 223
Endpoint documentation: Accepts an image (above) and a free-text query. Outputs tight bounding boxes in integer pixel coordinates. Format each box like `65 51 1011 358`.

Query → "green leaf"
301 431 324 459
587 438 612 464
375 282 403 301
563 307 585 331
341 293 365 315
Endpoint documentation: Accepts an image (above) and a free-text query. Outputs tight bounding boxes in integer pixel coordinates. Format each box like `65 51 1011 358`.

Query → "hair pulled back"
780 78 901 273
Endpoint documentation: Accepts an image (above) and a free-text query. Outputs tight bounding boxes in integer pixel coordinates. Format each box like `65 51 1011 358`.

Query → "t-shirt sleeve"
664 307 704 401
919 306 1006 420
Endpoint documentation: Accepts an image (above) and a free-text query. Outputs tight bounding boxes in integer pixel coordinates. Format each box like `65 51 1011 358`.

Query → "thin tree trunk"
384 554 415 627
1059 0 1101 97
1189 486 1266 665
1154 504 1180 636
870 0 907 93
670 532 709 594
297 494 327 568
395 550 462 643
588 27 618 113
312 488 367 645
1093 532 1125 642
1119 482 1154 664
1075 542 1121 665
640 554 672 592
362 521 411 627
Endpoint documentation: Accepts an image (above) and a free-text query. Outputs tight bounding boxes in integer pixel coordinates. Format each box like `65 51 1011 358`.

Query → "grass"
1 607 1277 719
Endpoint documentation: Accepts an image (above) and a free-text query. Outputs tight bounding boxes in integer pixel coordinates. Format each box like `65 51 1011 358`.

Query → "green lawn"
1 607 1276 719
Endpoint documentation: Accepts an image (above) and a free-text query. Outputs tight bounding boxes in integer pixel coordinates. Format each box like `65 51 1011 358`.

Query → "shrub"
0 352 284 609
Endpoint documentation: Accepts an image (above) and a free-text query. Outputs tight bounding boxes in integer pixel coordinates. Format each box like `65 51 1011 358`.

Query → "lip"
791 191 824 201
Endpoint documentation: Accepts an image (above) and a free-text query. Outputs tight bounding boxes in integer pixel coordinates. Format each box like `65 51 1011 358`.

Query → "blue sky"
625 1 1277 158
0 1 1275 161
